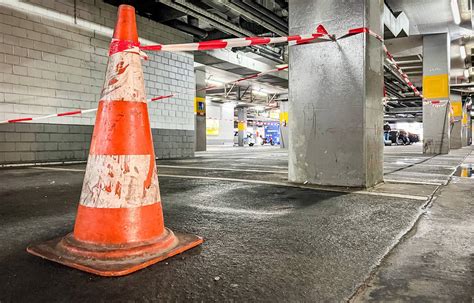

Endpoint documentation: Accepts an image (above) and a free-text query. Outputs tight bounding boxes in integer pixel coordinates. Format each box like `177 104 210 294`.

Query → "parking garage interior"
0 0 473 302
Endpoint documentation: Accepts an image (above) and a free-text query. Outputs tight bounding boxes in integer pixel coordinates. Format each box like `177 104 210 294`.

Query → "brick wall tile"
0 0 197 164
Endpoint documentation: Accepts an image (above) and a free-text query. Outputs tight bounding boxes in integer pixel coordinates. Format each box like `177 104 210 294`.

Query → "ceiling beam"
385 107 422 114
384 117 423 123
195 48 288 80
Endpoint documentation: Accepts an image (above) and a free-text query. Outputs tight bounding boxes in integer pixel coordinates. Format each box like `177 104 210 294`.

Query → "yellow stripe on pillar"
238 122 246 131
422 74 449 99
451 101 462 117
279 111 288 124
462 111 468 125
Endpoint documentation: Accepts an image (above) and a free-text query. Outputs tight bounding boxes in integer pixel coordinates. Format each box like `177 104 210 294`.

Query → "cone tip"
113 4 138 42
118 4 135 10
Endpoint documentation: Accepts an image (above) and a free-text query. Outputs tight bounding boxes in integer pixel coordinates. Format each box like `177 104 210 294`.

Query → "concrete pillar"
468 108 472 145
237 107 247 147
195 69 207 151
422 34 450 154
462 103 469 147
288 0 384 188
450 94 462 149
279 101 289 149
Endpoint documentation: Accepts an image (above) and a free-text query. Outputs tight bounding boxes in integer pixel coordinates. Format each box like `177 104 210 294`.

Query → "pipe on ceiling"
165 19 209 39
203 0 287 36
229 0 288 34
201 0 241 20
187 16 199 27
157 0 286 62
157 0 253 37
273 0 288 10
240 0 287 29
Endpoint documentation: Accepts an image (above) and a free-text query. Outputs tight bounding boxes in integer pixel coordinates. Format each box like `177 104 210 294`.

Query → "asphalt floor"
0 144 472 302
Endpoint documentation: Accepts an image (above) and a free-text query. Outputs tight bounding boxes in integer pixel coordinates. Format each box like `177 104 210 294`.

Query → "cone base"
27 228 203 276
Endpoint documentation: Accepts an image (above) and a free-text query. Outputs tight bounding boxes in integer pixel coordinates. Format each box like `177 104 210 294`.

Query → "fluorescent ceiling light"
205 79 223 86
253 90 268 97
460 45 467 59
464 69 469 79
451 0 461 25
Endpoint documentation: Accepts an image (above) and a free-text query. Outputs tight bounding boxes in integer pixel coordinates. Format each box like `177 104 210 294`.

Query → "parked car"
387 129 420 145
398 130 409 145
388 130 399 145
408 132 420 143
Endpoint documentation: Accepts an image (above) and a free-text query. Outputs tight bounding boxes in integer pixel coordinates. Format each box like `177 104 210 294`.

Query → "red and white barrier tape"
193 26 421 99
423 100 448 108
0 94 174 124
206 117 280 126
339 27 423 99
2 26 425 126
138 25 334 53
338 27 384 42
384 47 422 98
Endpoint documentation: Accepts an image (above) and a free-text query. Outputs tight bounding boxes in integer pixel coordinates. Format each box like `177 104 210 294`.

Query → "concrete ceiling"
108 0 474 107
386 0 474 84
386 0 455 36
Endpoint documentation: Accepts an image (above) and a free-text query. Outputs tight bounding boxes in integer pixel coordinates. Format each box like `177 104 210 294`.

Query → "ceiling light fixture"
205 79 223 86
460 45 467 59
451 0 461 25
253 90 268 97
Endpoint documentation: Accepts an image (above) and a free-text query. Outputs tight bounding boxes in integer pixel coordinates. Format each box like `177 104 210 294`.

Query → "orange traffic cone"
27 4 203 276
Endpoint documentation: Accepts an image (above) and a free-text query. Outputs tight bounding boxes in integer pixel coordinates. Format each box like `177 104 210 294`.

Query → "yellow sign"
422 74 449 99
279 111 288 126
462 111 468 125
451 101 462 117
206 119 219 136
237 122 246 131
195 97 206 116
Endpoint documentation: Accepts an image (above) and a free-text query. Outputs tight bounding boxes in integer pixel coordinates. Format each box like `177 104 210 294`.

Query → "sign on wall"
195 97 206 116
264 124 280 144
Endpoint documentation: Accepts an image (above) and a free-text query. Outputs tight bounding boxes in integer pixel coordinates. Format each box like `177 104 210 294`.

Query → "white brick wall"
0 0 195 130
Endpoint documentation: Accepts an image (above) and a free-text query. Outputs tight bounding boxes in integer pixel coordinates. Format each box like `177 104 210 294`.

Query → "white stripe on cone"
80 154 160 208
101 50 147 102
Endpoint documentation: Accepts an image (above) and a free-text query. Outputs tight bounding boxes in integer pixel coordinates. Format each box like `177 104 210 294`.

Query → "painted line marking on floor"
160 161 287 170
31 167 429 201
191 204 292 217
384 179 444 186
384 163 457 169
158 165 288 174
32 166 86 172
158 174 429 201
385 172 449 178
